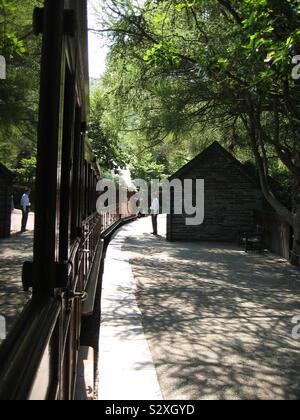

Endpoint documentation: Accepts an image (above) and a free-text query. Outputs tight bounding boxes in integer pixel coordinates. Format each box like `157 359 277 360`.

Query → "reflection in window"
0 0 42 344
0 210 34 343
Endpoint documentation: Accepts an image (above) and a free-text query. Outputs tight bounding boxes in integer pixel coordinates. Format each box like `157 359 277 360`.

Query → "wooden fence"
254 210 292 262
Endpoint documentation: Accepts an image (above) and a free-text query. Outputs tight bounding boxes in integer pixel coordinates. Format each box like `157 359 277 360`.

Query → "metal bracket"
66 290 88 313
68 291 88 302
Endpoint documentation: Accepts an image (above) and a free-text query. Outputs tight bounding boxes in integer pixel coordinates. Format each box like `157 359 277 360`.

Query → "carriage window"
71 107 83 240
0 1 42 344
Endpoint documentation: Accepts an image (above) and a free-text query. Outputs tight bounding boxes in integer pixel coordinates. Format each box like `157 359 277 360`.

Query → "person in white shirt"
20 188 31 232
150 194 160 235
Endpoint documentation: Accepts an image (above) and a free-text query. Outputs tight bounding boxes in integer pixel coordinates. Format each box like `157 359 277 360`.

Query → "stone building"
167 142 263 242
0 163 13 238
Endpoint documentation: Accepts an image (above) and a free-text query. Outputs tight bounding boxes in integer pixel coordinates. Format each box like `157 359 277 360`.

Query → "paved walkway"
98 220 163 400
98 215 300 400
0 211 34 341
10 209 34 234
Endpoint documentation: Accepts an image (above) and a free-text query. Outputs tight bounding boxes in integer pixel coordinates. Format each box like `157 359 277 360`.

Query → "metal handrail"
0 212 136 400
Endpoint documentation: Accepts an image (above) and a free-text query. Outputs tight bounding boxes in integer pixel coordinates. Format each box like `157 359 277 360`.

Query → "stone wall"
167 148 262 242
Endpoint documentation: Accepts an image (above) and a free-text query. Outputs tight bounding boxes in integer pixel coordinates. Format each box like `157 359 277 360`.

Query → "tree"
94 0 300 265
15 156 36 185
0 0 42 173
89 87 128 171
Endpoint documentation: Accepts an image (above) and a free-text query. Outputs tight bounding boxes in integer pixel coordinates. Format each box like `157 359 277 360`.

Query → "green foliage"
93 0 299 220
0 0 25 57
270 166 293 210
0 0 42 173
240 0 300 87
15 156 36 185
144 41 180 67
89 87 128 171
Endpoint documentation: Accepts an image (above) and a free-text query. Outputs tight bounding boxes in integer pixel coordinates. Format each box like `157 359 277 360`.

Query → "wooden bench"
239 225 265 253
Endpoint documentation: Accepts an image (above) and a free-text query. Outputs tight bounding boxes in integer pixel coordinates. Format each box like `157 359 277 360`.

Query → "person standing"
150 194 159 235
20 188 31 232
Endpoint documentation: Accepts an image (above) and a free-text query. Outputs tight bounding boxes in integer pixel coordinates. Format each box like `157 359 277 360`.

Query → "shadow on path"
117 232 300 400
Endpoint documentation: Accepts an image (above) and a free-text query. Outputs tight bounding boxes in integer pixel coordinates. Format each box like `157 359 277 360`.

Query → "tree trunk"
244 110 294 226
242 109 300 266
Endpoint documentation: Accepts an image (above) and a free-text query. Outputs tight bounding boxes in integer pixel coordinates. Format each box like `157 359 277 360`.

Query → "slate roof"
169 141 258 187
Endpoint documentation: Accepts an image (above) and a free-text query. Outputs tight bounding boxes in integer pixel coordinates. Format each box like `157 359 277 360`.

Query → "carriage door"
33 0 88 399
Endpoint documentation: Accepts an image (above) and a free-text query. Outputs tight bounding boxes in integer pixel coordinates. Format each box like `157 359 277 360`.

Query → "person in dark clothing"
20 189 31 232
150 194 159 235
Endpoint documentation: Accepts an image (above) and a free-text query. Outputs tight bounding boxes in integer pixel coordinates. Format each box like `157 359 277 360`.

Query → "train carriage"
0 0 133 400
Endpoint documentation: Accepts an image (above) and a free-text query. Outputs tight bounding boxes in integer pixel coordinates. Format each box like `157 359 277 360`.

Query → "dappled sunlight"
10 210 34 233
138 317 300 400
116 224 300 400
125 239 300 319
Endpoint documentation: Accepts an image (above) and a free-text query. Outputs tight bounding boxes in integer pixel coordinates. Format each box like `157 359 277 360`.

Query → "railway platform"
97 215 300 400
